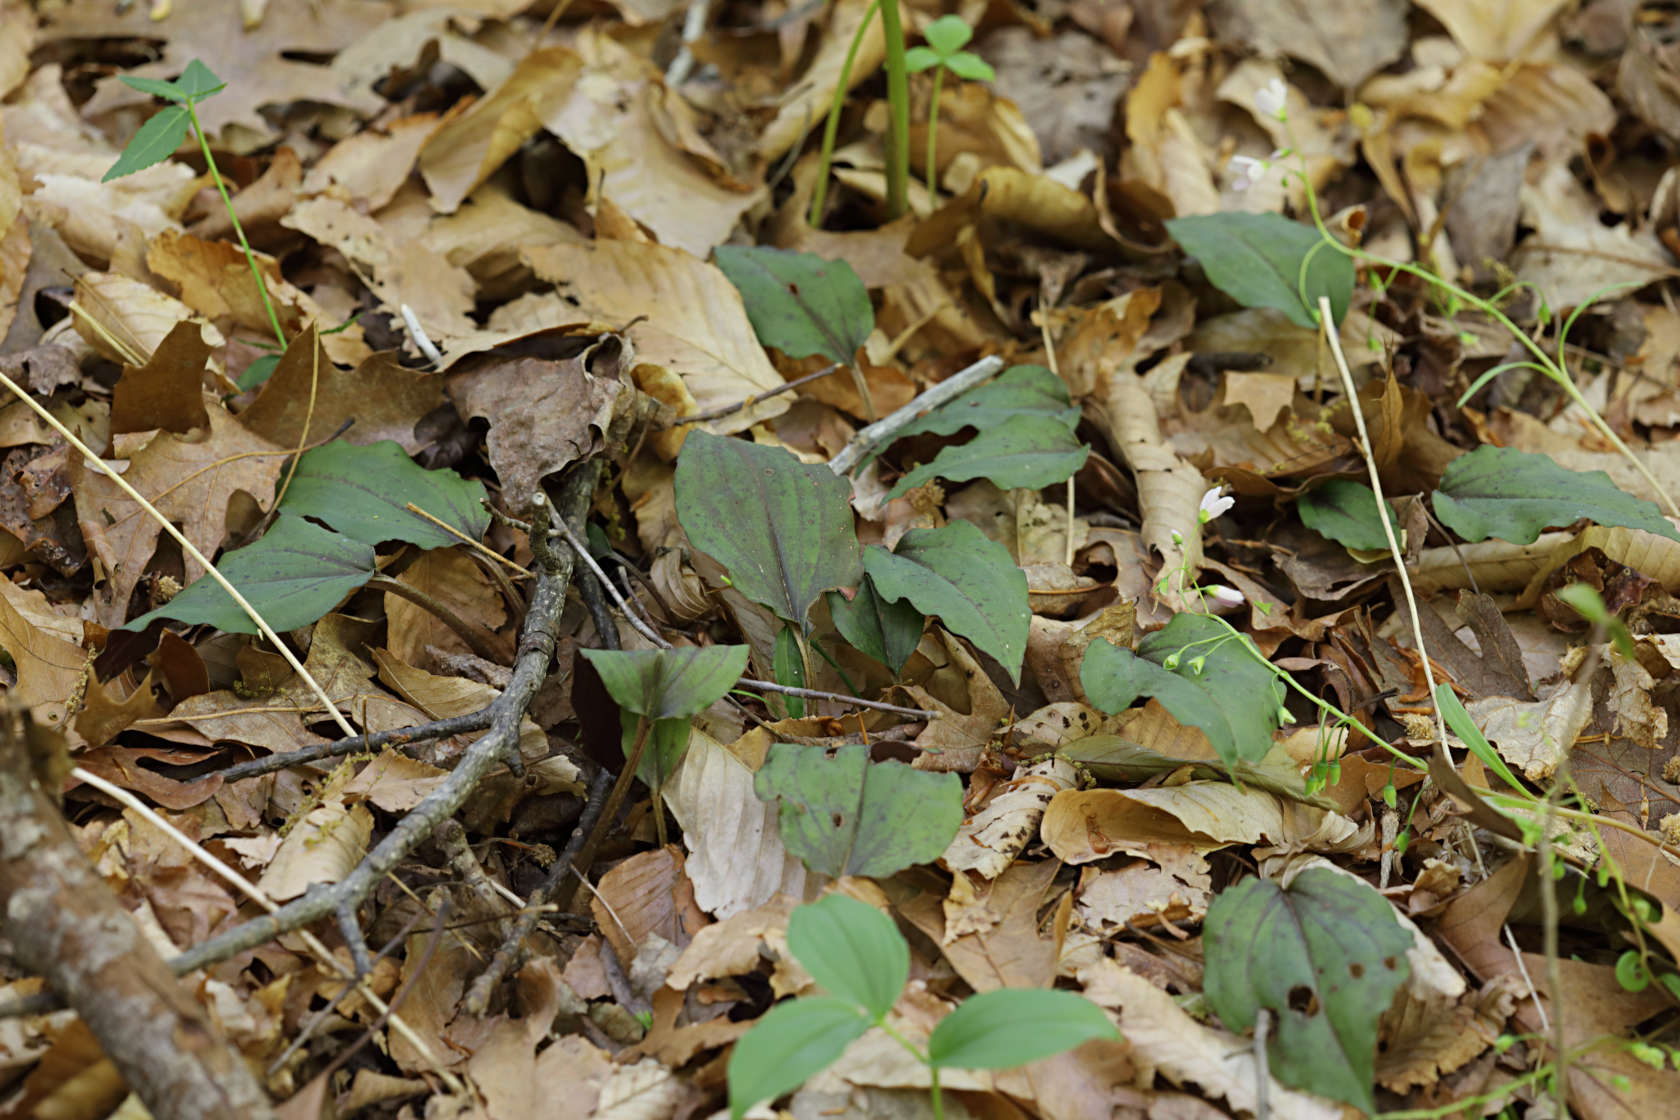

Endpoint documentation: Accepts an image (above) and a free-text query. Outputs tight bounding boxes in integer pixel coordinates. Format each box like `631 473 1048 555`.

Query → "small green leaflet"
104 105 192 182
726 997 869 1120
826 576 924 674
926 989 1118 1070
788 895 908 1019
580 645 749 721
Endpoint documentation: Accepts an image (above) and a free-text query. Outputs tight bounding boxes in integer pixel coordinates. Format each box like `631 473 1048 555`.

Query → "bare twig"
215 709 495 782
367 573 507 663
165 465 599 980
828 354 1004 475
665 363 846 428
464 766 615 1014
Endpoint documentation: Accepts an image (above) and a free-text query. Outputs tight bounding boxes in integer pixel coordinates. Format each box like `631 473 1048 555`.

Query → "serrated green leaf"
1082 613 1285 769
675 432 862 631
922 14 974 54
581 645 749 721
122 514 376 634
1298 478 1400 551
1165 212 1353 329
277 440 489 549
862 521 1027 682
888 416 1089 497
1204 868 1412 1114
788 895 908 1019
173 59 226 99
927 988 1119 1070
103 104 191 181
728 996 870 1120
754 743 963 878
827 576 924 674
713 246 873 366
1432 445 1680 545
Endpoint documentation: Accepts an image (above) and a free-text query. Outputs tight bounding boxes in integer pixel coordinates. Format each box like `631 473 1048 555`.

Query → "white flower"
1204 584 1245 609
1227 154 1268 192
1254 77 1288 121
1198 486 1234 523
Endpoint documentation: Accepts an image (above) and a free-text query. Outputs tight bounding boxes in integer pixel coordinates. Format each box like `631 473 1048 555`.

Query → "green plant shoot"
905 15 995 200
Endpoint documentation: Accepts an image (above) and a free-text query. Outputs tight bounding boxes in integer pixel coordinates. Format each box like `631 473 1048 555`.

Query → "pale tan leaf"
254 798 373 901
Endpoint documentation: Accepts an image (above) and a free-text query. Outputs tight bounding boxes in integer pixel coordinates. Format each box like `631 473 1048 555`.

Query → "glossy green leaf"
1432 445 1680 544
827 576 924 674
1204 868 1412 1114
788 894 908 1019
727 996 870 1120
754 743 963 878
675 432 862 631
104 104 191 181
713 246 873 366
862 521 1028 682
1165 212 1353 328
927 988 1119 1070
580 645 749 721
277 440 489 549
773 623 806 719
1297 478 1400 551
122 514 375 634
888 415 1089 497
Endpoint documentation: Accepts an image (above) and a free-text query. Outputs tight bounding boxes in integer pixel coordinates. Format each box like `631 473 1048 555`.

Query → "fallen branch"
170 465 598 979
0 706 275 1120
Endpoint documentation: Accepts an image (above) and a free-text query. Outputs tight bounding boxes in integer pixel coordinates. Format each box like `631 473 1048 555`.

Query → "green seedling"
105 60 287 357
728 894 1118 1119
905 15 995 200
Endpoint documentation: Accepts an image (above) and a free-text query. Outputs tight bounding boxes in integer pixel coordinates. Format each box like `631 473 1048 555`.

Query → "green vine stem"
809 0 882 226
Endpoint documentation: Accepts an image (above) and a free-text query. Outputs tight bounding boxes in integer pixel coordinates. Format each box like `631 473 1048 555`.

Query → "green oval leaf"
713 247 873 366
278 440 489 549
927 988 1119 1070
1164 212 1353 329
1431 445 1680 545
122 514 376 634
1203 867 1412 1114
675 431 862 631
889 365 1080 443
887 416 1089 497
728 996 870 1120
1297 478 1400 551
788 894 908 1019
862 521 1027 682
754 743 963 878
921 14 974 55
580 645 749 721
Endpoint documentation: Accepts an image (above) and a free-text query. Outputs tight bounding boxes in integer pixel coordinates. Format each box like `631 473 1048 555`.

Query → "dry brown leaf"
1410 0 1572 61
943 756 1076 878
1210 0 1408 89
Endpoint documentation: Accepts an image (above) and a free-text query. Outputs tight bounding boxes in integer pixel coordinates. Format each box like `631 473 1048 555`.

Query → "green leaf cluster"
583 645 750 792
1080 613 1286 770
728 894 1119 1118
104 60 226 182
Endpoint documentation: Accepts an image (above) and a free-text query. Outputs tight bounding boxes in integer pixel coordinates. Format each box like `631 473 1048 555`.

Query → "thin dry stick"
1319 296 1447 750
828 354 1004 475
406 503 533 577
666 362 845 428
0 371 355 737
69 765 461 1091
